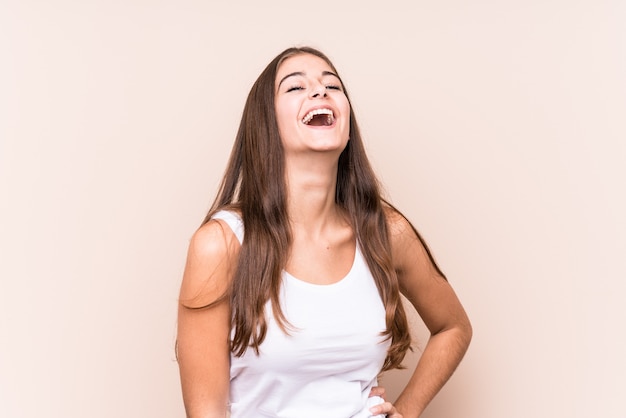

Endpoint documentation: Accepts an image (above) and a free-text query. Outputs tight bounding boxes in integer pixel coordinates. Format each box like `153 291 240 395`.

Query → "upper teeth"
302 108 334 124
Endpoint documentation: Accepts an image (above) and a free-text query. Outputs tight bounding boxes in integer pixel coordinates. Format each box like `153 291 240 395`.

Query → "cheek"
275 99 298 126
274 105 299 145
340 100 351 131
339 97 351 119
274 104 290 133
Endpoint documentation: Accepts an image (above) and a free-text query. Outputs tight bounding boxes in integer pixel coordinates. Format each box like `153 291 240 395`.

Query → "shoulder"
179 219 241 308
382 204 443 279
383 204 417 247
189 218 238 257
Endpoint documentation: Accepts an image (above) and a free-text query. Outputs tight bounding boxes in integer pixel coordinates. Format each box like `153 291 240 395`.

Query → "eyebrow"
277 70 340 90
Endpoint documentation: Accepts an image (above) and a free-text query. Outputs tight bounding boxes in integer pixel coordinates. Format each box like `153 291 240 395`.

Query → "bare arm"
176 220 239 418
388 212 472 417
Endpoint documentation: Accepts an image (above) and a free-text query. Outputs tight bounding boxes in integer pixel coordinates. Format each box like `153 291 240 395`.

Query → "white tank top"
212 210 389 418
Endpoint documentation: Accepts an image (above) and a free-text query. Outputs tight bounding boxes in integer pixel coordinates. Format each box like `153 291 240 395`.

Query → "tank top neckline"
212 209 361 290
282 244 361 290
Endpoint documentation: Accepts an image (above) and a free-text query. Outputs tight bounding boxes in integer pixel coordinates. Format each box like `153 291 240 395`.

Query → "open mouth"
301 108 335 126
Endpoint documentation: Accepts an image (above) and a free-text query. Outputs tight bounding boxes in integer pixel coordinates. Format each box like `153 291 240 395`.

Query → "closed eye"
326 85 342 91
286 86 304 92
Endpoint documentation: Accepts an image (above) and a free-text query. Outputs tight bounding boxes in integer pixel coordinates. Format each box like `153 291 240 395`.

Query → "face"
274 53 351 156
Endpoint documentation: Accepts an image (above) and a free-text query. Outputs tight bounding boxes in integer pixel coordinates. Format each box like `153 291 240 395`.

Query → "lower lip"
301 119 337 128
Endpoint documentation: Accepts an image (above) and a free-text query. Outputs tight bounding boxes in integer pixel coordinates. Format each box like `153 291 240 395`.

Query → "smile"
301 108 335 126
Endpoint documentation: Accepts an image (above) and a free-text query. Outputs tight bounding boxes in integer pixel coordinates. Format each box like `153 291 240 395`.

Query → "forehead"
275 53 336 83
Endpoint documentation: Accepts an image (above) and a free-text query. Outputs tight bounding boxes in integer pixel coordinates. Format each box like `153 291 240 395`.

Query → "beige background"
1 1 625 417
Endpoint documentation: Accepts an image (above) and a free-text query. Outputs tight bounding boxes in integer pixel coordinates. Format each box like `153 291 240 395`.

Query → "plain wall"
1 1 624 417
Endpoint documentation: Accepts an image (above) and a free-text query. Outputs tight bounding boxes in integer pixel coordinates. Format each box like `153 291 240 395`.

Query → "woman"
176 46 472 418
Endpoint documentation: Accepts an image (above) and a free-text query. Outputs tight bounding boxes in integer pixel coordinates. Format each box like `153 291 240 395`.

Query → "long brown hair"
195 46 437 371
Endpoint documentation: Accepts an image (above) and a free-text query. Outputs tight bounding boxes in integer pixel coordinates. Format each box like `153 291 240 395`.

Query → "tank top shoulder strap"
211 210 244 244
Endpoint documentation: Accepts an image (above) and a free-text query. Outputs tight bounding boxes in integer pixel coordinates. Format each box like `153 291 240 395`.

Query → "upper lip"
300 105 336 124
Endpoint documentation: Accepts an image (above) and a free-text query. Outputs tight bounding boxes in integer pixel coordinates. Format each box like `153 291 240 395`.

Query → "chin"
308 139 348 153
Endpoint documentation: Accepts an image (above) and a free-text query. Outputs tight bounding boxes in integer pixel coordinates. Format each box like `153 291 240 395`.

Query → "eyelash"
286 85 342 92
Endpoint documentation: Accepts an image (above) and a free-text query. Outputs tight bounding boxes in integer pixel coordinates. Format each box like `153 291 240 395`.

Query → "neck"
284 154 343 235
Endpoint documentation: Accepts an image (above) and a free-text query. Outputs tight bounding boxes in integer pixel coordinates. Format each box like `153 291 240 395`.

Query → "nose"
309 83 327 99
